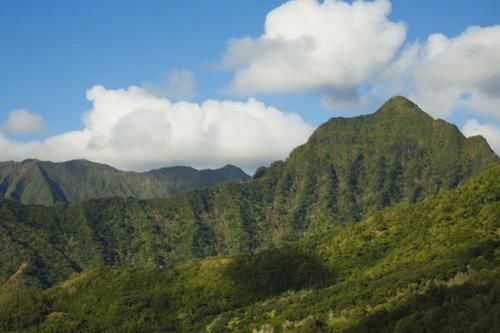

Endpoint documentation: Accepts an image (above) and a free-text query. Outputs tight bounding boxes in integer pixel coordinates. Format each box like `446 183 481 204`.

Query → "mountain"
0 96 497 289
1 163 498 332
0 159 250 205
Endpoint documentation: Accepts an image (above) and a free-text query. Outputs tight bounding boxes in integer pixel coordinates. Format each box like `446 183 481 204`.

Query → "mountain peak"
308 96 434 147
384 95 416 106
220 164 245 172
292 96 498 226
375 96 427 118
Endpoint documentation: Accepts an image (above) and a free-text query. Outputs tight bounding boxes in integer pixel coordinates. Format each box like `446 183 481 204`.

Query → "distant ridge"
0 159 250 205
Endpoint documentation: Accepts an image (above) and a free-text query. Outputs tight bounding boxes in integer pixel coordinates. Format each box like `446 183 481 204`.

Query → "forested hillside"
1 163 498 332
0 159 249 205
0 97 498 289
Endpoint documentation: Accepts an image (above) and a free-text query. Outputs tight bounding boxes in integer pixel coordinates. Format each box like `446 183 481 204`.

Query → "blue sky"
0 0 499 171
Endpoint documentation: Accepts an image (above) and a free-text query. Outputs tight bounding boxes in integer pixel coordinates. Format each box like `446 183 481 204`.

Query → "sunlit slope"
0 97 498 289
1 164 498 332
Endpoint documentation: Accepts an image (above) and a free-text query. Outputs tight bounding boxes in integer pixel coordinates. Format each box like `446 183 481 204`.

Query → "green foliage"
226 246 334 299
0 159 250 205
0 97 497 288
0 97 498 332
0 163 499 332
0 288 50 332
346 269 500 333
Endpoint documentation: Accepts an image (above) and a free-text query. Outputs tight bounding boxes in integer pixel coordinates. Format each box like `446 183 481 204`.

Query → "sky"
1 0 499 173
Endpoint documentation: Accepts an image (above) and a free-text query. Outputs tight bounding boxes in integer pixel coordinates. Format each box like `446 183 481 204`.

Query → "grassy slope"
1 164 498 332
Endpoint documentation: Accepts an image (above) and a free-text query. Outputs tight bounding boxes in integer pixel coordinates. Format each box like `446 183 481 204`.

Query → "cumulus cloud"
0 86 313 172
3 109 45 135
143 69 197 100
218 0 500 121
462 119 500 155
379 25 500 119
4 1 500 173
221 0 406 106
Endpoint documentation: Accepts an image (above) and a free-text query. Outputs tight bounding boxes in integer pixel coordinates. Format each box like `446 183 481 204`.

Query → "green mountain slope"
0 159 250 205
1 163 498 332
0 97 497 289
272 96 498 226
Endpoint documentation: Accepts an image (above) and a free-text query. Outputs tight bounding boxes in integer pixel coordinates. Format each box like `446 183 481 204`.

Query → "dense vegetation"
0 159 250 205
0 97 497 288
0 163 498 332
0 96 498 332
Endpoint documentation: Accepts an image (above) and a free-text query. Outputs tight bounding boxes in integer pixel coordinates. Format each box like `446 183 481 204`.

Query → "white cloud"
3 109 45 135
379 25 500 119
462 119 500 155
218 0 500 121
0 86 313 172
143 69 197 100
221 0 406 106
4 1 500 174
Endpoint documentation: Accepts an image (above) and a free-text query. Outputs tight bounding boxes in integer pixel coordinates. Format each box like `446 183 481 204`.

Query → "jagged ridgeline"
0 97 497 288
251 96 497 228
0 160 250 205
1 163 499 332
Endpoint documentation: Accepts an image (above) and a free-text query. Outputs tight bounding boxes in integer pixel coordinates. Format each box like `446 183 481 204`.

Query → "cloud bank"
221 0 500 120
380 25 500 119
0 86 313 172
219 0 500 153
2 0 499 170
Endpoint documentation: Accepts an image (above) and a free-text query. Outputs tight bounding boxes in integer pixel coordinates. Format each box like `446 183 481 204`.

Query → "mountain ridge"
1 96 497 207
0 159 250 205
0 96 499 332
1 163 498 332
0 96 497 289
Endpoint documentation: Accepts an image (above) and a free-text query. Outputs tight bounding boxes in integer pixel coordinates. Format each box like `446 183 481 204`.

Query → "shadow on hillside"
224 246 335 300
344 269 500 333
